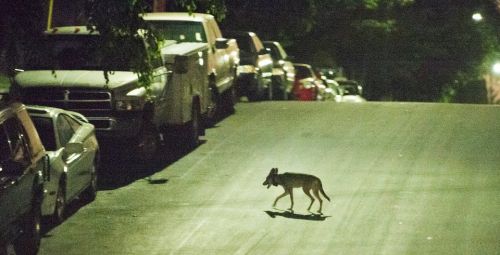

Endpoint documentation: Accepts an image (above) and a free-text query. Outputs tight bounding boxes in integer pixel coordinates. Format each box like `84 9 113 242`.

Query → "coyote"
263 168 331 213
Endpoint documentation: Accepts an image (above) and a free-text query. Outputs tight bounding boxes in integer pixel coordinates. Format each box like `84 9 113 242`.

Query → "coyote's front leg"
273 189 289 208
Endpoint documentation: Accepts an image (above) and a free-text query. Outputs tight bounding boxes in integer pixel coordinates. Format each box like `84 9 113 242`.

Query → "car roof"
293 63 312 68
141 12 214 22
225 31 256 37
263 41 279 46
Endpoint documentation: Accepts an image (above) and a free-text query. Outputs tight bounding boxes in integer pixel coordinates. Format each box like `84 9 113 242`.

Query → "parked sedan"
27 105 100 223
337 79 366 103
226 31 273 101
292 63 326 101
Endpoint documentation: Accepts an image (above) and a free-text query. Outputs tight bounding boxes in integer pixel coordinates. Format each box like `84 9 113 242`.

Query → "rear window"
294 65 313 79
148 21 207 43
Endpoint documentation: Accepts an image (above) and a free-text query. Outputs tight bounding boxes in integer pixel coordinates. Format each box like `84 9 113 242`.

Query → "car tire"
206 77 219 126
81 162 98 203
52 183 66 223
14 202 41 255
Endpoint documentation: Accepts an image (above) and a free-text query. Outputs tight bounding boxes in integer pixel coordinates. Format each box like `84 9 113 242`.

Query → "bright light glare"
472 12 483 22
492 62 500 75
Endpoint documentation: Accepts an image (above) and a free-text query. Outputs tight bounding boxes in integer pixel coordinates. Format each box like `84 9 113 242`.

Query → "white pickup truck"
11 26 220 162
142 12 240 121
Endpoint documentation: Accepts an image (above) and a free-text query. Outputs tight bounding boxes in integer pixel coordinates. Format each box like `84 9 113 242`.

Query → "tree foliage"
218 0 498 102
84 0 158 89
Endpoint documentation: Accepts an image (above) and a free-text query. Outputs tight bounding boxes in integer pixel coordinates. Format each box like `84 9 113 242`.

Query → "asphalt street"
39 101 500 255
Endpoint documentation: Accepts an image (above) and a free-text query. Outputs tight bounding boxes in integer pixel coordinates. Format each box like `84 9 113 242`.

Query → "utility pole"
47 0 54 29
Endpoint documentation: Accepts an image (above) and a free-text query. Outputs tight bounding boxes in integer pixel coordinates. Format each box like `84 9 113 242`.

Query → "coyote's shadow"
264 210 330 221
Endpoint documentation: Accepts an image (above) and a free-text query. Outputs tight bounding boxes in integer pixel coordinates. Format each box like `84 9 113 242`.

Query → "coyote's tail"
320 182 331 202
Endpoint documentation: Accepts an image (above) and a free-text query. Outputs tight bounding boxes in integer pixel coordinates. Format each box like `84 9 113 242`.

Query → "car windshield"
148 21 207 43
265 45 280 60
22 35 134 71
30 116 57 151
341 85 360 95
264 43 287 61
295 66 314 79
231 35 253 52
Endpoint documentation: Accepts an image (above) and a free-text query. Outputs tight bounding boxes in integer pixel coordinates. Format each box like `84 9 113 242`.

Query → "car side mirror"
215 38 229 49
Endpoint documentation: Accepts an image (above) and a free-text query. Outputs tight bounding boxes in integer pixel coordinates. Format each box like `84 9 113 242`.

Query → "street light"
492 62 500 76
472 12 483 22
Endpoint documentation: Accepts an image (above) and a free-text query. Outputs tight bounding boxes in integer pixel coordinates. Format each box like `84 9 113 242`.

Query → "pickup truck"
11 26 209 161
0 101 49 254
142 12 240 119
263 41 296 100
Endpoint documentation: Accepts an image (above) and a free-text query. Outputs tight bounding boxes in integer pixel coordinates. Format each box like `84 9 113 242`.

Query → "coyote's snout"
263 168 331 213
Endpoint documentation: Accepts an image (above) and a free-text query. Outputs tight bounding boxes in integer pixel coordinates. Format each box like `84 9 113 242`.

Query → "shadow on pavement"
96 104 237 190
97 139 206 191
264 210 330 221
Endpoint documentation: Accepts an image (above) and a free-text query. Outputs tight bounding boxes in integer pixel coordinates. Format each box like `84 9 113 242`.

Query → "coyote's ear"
271 168 278 174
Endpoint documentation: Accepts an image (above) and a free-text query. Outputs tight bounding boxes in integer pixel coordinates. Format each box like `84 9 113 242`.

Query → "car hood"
15 70 138 90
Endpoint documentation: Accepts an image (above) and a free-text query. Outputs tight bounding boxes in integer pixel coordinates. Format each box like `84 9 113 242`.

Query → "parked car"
226 31 273 101
323 79 343 102
263 41 295 100
27 105 100 223
0 101 49 254
337 79 366 103
292 63 326 101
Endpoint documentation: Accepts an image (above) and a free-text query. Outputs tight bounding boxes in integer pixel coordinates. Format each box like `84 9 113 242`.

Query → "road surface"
39 101 500 254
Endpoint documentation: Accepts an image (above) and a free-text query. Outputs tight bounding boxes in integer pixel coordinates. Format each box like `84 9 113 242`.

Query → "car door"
0 117 35 227
56 114 86 198
252 35 273 80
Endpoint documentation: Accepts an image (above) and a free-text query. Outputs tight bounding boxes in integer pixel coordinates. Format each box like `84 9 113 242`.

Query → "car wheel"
81 162 97 202
52 183 66 223
135 124 160 162
206 77 219 125
14 202 41 255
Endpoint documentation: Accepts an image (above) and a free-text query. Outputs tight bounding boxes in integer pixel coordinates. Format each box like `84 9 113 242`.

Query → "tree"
0 0 226 89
